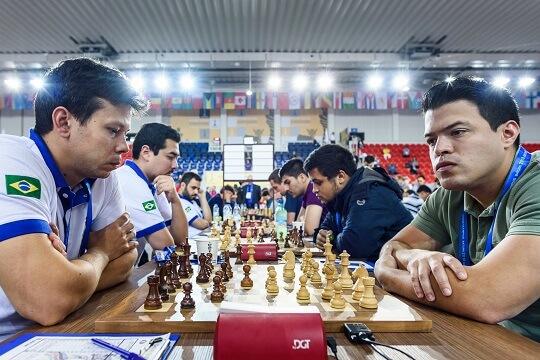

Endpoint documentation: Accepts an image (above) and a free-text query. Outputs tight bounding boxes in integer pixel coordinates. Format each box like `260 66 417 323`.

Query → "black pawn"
196 254 209 283
158 264 170 302
170 253 182 289
210 275 224 302
180 282 195 309
235 244 243 265
220 263 230 282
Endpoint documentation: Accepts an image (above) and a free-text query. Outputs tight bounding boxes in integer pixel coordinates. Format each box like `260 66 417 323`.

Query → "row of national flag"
3 90 540 111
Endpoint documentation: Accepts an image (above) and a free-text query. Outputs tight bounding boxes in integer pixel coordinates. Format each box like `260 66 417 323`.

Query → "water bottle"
233 203 241 221
275 198 287 238
212 204 220 222
223 204 233 220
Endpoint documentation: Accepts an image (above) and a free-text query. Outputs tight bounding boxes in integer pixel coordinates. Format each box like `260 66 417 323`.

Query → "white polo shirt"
115 160 172 258
180 197 204 238
0 130 124 338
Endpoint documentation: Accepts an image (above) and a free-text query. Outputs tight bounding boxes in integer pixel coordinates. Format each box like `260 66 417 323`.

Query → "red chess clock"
240 243 278 261
214 312 326 360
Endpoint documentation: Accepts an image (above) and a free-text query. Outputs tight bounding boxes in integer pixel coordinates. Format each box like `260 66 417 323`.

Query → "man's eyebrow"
424 121 469 138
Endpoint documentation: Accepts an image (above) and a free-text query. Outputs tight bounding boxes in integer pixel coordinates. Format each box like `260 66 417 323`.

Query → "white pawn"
266 269 279 296
310 260 322 285
296 275 310 304
360 277 378 309
330 280 346 309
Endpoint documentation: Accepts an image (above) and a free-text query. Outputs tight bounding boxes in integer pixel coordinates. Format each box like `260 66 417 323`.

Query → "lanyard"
459 146 532 265
335 212 343 234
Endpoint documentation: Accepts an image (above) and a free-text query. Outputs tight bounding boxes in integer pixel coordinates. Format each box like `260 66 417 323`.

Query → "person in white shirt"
179 172 212 237
116 123 188 261
0 58 146 338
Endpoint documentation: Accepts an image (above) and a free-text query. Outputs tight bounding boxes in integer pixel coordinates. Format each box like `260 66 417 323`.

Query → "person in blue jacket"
304 144 413 260
208 185 236 219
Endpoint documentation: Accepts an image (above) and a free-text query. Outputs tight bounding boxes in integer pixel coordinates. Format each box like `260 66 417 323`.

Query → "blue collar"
124 160 156 195
29 129 69 189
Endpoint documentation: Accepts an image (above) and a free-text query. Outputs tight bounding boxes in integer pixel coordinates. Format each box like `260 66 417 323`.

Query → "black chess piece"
144 275 162 310
180 282 195 309
284 233 291 248
235 244 243 265
164 261 176 293
219 263 230 282
183 242 193 274
210 276 224 302
158 264 170 301
224 251 234 278
240 264 253 289
196 254 209 283
178 254 189 278
215 270 227 294
170 252 182 288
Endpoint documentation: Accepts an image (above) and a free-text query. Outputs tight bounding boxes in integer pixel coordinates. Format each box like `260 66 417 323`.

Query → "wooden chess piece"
158 264 170 302
247 242 256 265
339 251 354 289
210 275 225 302
164 261 176 293
283 250 296 283
360 277 378 309
321 266 334 301
144 275 162 310
266 265 275 287
183 242 193 274
352 265 369 283
170 252 182 289
196 254 210 283
220 263 230 282
180 282 195 309
206 252 214 271
310 260 322 285
235 244 243 265
266 269 279 296
284 233 291 248
330 281 346 309
215 270 227 294
296 275 311 304
240 264 253 290
178 254 189 279
224 250 234 278
352 276 365 301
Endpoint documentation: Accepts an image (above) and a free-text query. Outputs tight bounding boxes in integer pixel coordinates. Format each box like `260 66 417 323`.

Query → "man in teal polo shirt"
374 77 540 341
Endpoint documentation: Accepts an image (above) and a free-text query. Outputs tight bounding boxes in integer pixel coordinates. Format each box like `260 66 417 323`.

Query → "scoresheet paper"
0 333 175 360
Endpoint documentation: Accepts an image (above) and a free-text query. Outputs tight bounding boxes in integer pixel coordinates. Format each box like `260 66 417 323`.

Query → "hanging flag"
342 92 356 109
224 92 235 110
192 95 203 110
396 92 409 110
333 92 342 109
358 91 377 110
246 92 255 109
376 91 388 110
278 93 289 110
408 91 423 110
289 93 301 110
526 91 539 109
234 92 247 109
303 92 312 109
203 92 216 109
256 92 266 109
215 92 223 109
148 95 162 111
266 92 278 109
315 93 332 108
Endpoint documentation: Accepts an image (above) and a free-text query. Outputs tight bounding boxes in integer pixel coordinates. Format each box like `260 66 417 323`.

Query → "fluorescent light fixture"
317 73 333 91
367 74 383 90
267 74 282 91
180 73 195 91
493 76 510 88
4 77 21 91
292 73 308 91
518 76 535 88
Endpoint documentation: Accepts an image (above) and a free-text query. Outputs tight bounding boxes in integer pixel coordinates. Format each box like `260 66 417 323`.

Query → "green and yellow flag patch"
142 199 157 212
6 175 41 199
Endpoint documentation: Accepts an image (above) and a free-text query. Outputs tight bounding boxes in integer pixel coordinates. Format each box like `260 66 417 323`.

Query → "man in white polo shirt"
116 123 188 261
0 58 145 338
179 172 212 238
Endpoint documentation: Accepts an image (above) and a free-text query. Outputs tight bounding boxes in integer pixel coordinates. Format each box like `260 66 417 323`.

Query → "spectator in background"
388 163 398 175
259 189 272 208
208 185 236 219
402 189 423 218
402 146 411 157
416 184 433 202
268 169 302 224
208 186 217 198
364 155 377 169
330 132 336 144
382 146 392 161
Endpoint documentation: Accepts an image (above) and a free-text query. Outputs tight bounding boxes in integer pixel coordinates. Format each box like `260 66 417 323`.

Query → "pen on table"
91 338 146 360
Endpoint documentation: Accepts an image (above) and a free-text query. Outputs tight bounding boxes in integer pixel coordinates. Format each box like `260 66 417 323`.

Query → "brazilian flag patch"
6 175 41 199
142 199 157 212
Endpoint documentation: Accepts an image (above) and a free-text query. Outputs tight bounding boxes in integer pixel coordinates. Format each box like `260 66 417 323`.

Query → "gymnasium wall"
2 108 539 146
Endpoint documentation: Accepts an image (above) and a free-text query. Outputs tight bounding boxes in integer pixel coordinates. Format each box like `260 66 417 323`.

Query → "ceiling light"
518 76 535 88
4 77 21 91
493 76 510 88
154 75 169 91
292 73 308 91
367 74 383 90
180 73 195 91
317 73 334 91
267 74 282 91
392 74 410 91
30 77 45 90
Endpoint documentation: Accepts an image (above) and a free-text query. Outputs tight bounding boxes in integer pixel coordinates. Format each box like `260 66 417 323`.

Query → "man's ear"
500 120 520 149
139 145 153 162
51 107 72 138
336 170 348 185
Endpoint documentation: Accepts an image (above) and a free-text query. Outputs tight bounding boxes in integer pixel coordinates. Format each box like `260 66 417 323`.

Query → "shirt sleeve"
155 192 172 226
181 198 201 225
0 142 53 241
507 171 540 236
114 170 166 238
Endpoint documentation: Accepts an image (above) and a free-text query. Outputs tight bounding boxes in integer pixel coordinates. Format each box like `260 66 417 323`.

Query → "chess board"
95 262 432 334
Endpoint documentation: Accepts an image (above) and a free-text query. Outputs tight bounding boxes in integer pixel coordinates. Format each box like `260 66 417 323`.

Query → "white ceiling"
1 0 540 89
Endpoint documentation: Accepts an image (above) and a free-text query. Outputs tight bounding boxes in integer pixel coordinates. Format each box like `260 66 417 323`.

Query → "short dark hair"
365 155 375 164
180 172 201 185
304 144 357 178
422 77 520 146
279 158 306 178
262 189 270 197
221 185 235 194
417 185 433 194
268 169 281 183
34 58 147 135
132 123 180 159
